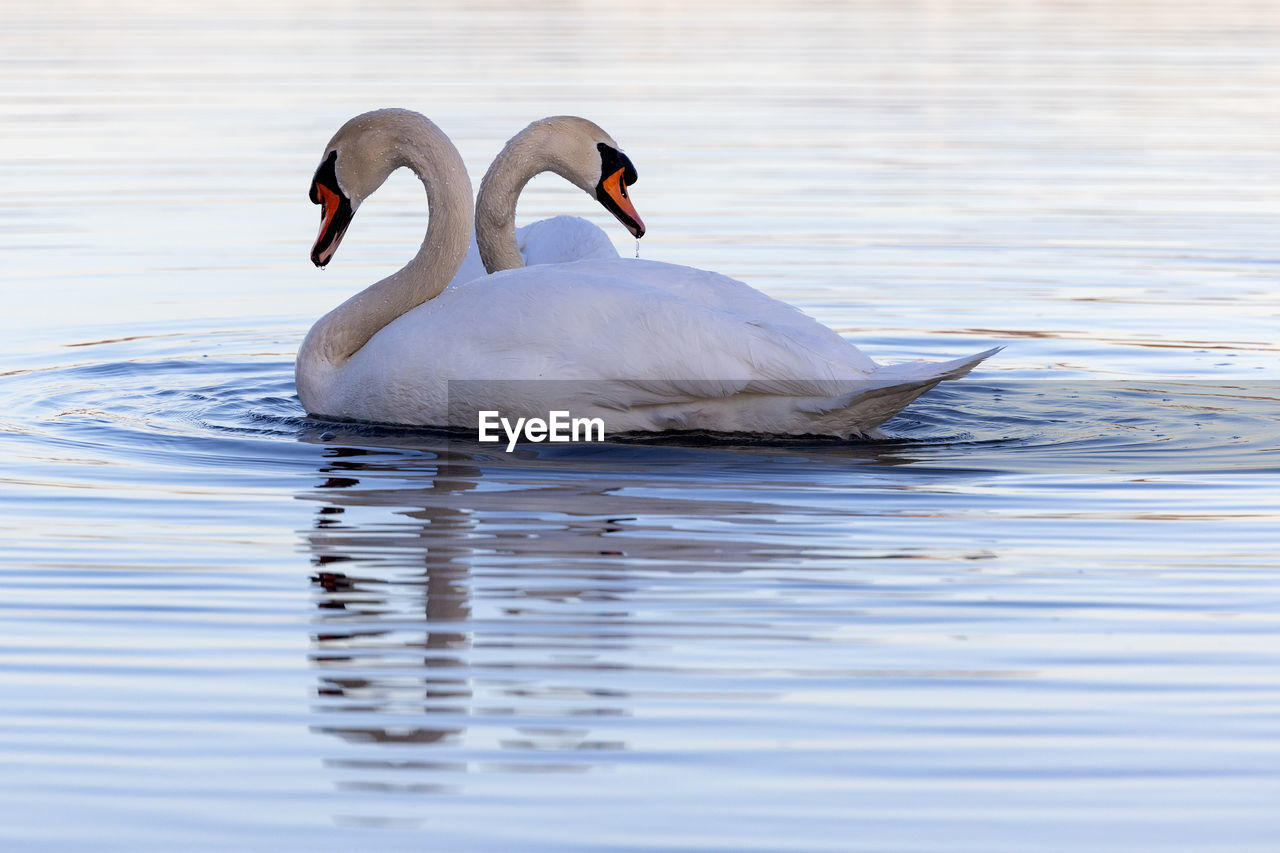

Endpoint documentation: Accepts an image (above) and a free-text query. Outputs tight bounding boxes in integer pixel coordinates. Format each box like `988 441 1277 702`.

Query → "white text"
477 410 605 452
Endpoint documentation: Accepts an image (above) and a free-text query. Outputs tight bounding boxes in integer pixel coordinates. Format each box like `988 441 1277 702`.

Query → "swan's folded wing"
589 297 1000 410
419 261 999 422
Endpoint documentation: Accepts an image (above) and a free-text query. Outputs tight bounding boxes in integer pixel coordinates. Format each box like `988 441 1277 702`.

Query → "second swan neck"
475 118 592 273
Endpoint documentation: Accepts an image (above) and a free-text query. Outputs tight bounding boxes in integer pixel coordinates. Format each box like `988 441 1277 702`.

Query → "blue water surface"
2 3 1279 851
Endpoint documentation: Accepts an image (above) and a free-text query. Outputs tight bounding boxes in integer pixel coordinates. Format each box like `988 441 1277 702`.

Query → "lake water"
2 2 1279 851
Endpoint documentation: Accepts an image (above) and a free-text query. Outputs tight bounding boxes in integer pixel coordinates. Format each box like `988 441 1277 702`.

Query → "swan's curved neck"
476 120 587 273
301 120 474 375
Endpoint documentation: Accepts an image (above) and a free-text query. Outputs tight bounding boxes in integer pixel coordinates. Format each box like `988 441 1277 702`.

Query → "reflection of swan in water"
298 431 938 810
302 441 654 791
299 108 997 435
307 447 478 750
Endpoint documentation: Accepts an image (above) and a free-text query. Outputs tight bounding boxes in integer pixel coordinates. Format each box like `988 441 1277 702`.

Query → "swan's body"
298 109 995 437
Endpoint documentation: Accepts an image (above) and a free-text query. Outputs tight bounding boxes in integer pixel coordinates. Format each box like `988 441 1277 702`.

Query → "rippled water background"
3 2 1279 851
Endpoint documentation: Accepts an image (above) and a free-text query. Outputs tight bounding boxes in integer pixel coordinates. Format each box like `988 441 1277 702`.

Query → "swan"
298 108 997 437
447 116 640 286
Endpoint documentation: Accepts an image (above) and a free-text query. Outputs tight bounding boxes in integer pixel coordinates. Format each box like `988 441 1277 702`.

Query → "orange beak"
600 168 645 238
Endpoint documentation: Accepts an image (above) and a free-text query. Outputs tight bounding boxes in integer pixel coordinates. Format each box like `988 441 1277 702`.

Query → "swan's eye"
597 143 639 188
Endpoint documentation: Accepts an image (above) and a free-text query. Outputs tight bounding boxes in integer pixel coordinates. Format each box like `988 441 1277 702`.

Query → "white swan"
298 108 997 437
448 116 639 286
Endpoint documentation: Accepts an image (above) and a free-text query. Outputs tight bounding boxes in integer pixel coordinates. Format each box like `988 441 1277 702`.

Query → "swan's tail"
869 346 1002 383
812 346 1002 437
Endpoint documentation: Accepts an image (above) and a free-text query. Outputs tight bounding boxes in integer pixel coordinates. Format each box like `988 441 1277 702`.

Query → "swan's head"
541 117 644 239
481 116 646 240
308 109 456 267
